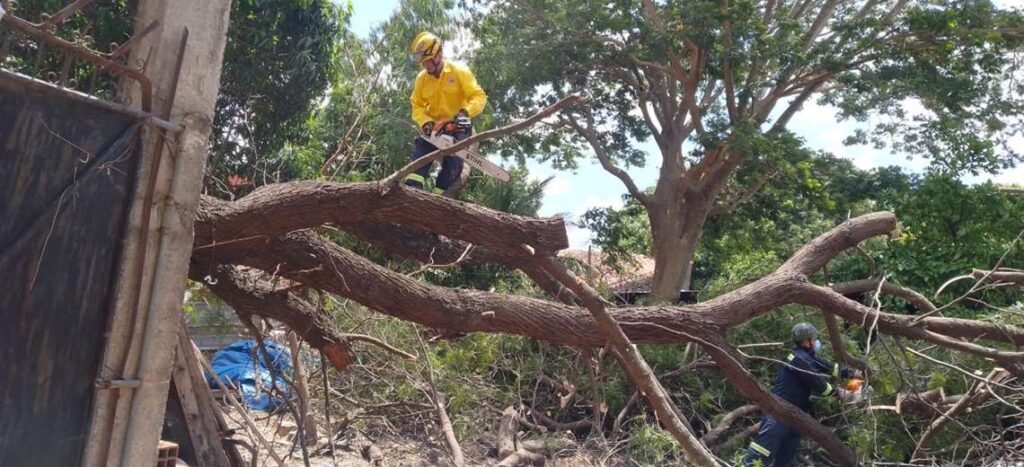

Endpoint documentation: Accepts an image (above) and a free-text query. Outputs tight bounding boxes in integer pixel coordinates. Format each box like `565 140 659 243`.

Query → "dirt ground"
218 406 630 467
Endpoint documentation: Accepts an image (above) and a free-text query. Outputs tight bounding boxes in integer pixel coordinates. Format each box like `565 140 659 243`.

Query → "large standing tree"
471 0 1024 302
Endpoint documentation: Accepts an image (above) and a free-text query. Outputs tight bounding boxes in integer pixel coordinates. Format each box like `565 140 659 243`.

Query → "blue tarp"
206 339 293 411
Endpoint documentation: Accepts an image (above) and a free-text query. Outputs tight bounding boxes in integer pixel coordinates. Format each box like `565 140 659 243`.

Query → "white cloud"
545 176 572 196
993 165 1024 185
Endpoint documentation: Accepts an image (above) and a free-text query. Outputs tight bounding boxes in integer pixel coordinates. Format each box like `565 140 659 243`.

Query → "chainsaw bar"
423 134 510 183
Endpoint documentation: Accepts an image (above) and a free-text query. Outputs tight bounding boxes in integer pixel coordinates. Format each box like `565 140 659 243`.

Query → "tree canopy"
470 0 1024 302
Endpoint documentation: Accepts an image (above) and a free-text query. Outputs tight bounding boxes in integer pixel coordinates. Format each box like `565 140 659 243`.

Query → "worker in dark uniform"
744 322 863 466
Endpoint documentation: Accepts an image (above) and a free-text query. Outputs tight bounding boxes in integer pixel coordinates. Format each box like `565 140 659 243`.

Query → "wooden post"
168 320 241 467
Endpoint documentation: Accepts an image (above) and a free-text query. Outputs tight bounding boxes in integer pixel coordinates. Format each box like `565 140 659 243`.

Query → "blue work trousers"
404 130 467 193
744 414 801 467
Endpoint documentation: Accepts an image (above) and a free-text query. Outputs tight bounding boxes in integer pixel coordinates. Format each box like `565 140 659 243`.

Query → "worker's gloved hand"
422 121 435 135
433 119 458 136
454 109 472 132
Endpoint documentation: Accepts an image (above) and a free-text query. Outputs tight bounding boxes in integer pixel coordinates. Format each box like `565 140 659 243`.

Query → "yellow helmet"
410 31 442 64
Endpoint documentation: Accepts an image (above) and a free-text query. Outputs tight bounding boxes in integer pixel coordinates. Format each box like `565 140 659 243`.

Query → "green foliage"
472 0 1024 173
470 0 1023 302
626 421 679 465
209 0 346 186
827 0 1024 174
578 194 653 272
430 333 503 374
874 174 1024 305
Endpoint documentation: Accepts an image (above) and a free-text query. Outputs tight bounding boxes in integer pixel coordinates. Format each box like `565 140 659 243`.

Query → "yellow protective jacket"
411 61 487 128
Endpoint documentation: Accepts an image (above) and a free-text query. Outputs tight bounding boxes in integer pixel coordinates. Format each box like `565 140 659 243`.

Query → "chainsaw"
839 378 873 404
421 132 510 183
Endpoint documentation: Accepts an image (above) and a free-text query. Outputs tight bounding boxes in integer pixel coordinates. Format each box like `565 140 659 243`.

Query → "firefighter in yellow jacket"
406 31 487 194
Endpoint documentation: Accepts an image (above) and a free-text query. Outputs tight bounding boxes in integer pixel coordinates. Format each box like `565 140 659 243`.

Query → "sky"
348 0 402 37
346 0 1023 249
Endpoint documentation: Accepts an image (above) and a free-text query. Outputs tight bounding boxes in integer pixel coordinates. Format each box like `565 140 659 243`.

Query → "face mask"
813 339 822 353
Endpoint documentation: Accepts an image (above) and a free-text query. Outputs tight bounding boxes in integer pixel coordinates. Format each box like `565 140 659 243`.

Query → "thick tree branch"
972 268 1024 286
198 213 1024 350
803 0 842 51
780 212 898 275
831 278 938 313
769 78 826 135
195 183 568 256
194 265 354 371
700 404 758 447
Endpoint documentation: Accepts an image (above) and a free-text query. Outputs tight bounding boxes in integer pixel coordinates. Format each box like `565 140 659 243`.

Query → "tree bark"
194 182 568 256
972 268 1024 286
649 205 706 303
647 174 718 304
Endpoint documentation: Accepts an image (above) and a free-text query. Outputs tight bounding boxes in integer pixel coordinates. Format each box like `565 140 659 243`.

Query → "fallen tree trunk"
189 183 1024 465
533 254 720 466
194 183 568 257
195 265 354 370
203 228 1024 351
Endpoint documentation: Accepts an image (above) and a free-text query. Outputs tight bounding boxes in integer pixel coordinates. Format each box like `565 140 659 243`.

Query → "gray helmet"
792 322 818 343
